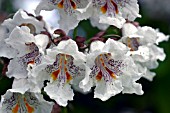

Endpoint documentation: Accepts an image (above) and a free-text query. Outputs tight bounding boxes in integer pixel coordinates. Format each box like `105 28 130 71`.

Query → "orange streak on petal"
25 102 34 113
105 67 116 79
27 60 35 65
70 0 77 9
12 104 19 113
96 71 102 81
58 0 64 9
66 71 72 83
111 0 119 14
100 3 107 14
51 70 60 81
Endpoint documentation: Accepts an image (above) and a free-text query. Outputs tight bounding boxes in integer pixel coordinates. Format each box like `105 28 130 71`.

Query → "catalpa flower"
5 26 49 79
32 39 86 106
35 0 90 33
0 9 49 58
88 0 141 28
2 9 47 34
0 90 53 113
80 39 143 101
121 23 167 81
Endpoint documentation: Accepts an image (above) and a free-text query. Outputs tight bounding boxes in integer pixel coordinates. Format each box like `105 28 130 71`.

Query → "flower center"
52 0 77 14
101 0 119 14
93 0 120 16
3 92 39 113
45 53 81 84
18 42 42 68
90 53 124 82
126 37 140 51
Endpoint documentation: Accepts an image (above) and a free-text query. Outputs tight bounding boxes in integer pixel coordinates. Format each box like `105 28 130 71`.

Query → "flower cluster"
0 0 169 112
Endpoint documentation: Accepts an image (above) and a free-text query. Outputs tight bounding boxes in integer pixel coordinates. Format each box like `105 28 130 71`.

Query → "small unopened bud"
54 29 66 37
75 36 87 49
75 36 86 43
53 36 70 45
36 16 43 21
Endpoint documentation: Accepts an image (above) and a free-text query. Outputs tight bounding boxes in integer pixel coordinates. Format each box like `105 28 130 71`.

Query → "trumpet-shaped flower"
88 0 141 29
0 9 49 58
35 0 90 33
0 90 53 113
2 9 47 34
32 39 86 106
80 39 143 101
5 26 49 79
121 23 168 81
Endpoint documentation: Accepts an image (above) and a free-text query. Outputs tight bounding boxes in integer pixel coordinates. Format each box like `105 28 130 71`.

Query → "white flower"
0 9 49 59
87 0 141 28
5 26 49 79
2 9 47 35
35 0 90 33
32 39 86 106
0 90 53 113
121 23 167 81
80 39 143 101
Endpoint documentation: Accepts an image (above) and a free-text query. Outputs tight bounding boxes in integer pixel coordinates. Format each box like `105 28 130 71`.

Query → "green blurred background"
0 0 170 113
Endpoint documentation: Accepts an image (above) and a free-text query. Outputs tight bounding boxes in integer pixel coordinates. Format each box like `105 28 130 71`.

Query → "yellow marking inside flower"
27 60 35 65
66 71 72 83
64 66 72 83
99 54 117 80
51 70 60 81
100 3 107 14
64 54 68 61
58 0 64 8
12 104 19 113
96 71 102 81
100 0 119 14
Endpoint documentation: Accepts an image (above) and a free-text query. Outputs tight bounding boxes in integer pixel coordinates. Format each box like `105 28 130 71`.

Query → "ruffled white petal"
6 57 28 78
2 9 45 34
94 79 123 101
44 82 74 106
5 26 35 57
156 30 170 44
